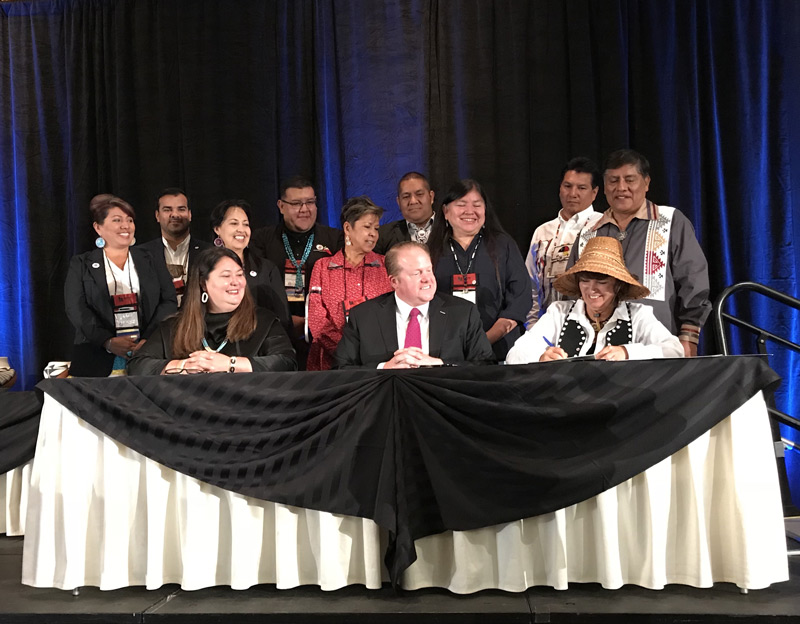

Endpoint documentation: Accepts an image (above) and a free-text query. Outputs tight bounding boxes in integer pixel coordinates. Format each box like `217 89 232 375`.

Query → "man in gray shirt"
568 149 711 356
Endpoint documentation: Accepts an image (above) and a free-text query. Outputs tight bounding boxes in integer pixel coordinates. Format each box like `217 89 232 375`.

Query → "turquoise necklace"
282 231 315 290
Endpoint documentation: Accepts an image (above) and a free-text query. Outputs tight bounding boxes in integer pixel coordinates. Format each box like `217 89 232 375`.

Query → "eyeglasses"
164 368 206 375
281 198 317 208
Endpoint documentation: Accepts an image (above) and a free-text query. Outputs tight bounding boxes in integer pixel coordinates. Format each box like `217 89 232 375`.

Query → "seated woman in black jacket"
65 194 177 376
128 247 296 375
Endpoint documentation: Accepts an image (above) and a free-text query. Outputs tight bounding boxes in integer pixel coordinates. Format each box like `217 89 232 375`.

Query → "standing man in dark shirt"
374 171 436 255
250 176 343 367
138 188 211 306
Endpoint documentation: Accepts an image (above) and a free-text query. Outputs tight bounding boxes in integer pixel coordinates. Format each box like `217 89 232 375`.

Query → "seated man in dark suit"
374 171 436 254
137 188 210 305
334 242 494 368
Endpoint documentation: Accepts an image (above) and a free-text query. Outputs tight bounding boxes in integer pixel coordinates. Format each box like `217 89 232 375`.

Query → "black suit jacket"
243 249 291 331
374 212 437 255
137 235 212 280
64 247 178 376
333 292 494 368
374 219 411 255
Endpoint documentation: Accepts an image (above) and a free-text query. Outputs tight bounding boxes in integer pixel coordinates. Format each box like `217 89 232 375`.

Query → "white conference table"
20 391 788 593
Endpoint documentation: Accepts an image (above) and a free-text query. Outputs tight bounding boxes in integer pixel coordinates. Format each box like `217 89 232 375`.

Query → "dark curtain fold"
1 0 798 477
35 356 779 585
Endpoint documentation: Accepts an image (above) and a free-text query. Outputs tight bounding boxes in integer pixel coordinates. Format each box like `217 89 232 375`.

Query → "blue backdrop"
1 0 798 489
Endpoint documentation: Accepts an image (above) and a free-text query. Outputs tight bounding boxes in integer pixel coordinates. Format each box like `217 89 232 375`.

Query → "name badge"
111 292 140 340
546 244 572 278
452 273 477 304
284 259 306 302
342 296 366 323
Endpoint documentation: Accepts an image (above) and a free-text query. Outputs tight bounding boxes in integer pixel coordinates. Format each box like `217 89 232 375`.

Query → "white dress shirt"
161 235 191 278
102 250 140 296
377 294 432 368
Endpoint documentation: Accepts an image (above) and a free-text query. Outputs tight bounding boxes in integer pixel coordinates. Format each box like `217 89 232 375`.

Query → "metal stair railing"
713 281 800 555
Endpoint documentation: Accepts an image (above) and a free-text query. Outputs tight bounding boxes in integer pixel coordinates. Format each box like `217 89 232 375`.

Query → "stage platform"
2 534 798 624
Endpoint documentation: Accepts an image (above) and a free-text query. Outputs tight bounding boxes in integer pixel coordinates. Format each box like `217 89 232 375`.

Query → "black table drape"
0 390 42 474
36 356 779 585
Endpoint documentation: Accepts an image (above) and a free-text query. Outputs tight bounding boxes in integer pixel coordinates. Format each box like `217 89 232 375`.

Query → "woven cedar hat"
554 236 650 300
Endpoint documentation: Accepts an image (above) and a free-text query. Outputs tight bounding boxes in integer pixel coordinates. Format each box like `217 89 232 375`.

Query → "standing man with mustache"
568 149 711 356
138 188 210 306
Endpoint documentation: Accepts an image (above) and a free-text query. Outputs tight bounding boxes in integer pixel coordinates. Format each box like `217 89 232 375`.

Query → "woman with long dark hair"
428 179 531 360
128 247 296 375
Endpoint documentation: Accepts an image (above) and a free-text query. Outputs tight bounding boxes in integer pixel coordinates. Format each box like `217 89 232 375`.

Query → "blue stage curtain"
1 0 797 432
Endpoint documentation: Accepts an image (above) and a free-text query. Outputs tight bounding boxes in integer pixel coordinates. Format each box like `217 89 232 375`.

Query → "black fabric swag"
0 390 43 474
36 356 779 586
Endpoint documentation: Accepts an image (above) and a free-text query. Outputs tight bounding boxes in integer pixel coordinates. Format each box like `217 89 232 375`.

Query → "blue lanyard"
282 232 315 290
202 337 228 352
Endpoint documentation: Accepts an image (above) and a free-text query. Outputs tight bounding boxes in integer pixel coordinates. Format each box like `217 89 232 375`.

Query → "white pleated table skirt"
21 392 788 593
0 462 31 536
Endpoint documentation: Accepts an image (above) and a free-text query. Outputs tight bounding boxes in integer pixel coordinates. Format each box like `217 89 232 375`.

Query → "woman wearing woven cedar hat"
505 237 683 363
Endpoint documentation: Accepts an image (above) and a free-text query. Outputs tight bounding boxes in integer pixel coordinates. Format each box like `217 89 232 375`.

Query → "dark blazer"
243 249 291 331
64 247 178 377
374 219 411 255
137 235 212 279
374 212 437 255
333 292 495 368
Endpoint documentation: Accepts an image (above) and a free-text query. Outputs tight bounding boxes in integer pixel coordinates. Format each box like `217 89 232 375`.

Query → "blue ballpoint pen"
543 336 555 347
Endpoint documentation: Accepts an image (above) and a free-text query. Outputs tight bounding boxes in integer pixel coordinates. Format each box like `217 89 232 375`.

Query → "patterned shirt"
306 250 393 371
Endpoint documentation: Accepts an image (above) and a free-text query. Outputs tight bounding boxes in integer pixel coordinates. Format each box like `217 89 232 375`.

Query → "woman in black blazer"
64 195 177 376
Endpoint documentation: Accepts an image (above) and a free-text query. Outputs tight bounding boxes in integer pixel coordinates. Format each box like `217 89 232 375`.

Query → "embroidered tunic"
568 202 711 337
525 206 601 326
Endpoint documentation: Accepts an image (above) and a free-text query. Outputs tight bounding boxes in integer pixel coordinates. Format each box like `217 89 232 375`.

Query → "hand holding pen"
540 336 568 362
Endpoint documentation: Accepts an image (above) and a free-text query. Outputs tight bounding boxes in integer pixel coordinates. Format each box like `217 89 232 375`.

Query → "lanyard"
449 233 482 277
282 231 315 290
104 250 134 295
202 337 229 352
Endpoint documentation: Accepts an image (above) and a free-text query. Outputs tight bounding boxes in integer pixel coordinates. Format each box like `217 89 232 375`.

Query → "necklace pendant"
617 231 627 241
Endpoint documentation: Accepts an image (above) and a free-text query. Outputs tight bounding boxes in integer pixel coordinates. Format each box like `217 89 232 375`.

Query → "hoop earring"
95 236 106 249
201 292 209 304
214 237 224 247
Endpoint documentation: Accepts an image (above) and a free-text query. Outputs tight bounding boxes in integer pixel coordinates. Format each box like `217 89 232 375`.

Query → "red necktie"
404 308 422 349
